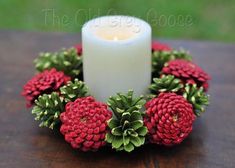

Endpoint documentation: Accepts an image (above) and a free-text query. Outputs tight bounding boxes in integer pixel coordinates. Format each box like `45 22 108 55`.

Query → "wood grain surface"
0 31 235 168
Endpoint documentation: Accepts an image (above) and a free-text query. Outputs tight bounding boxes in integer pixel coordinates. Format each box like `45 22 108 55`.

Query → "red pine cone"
144 93 195 146
162 59 210 91
21 68 71 107
152 41 172 52
60 96 112 151
74 44 82 56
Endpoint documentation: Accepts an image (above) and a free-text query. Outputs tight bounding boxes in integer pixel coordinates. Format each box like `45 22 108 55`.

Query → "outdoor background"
0 0 234 42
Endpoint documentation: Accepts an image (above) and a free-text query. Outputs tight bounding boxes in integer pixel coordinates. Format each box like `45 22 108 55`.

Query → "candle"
82 16 152 102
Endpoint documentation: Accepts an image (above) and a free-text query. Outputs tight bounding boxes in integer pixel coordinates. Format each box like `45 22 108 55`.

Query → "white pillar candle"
82 15 151 102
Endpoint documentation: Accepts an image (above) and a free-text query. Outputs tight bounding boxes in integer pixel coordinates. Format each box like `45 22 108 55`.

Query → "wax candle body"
82 16 151 102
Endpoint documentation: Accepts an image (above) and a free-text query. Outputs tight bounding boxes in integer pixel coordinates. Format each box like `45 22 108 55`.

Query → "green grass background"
0 0 234 42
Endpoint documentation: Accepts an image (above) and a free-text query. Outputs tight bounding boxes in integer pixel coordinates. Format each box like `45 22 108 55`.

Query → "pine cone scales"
149 75 183 94
75 44 82 56
34 47 83 78
144 93 195 146
32 92 65 129
106 90 147 152
183 84 209 116
60 96 112 151
162 59 210 90
22 68 70 107
60 79 89 103
152 50 192 78
152 41 172 52
106 111 147 152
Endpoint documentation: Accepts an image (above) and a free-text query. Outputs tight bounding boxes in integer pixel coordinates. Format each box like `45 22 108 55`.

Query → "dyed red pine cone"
60 96 112 151
152 41 172 52
74 44 82 56
144 93 195 146
21 68 70 107
162 59 210 90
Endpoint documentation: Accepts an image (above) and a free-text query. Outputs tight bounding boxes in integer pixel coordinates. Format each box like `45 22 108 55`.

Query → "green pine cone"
34 47 82 79
60 79 89 103
32 92 65 129
152 49 192 78
107 90 146 118
34 52 55 72
149 75 183 95
106 90 147 152
183 84 209 116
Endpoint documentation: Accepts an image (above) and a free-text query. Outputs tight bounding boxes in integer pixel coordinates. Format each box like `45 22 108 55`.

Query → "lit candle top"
82 15 151 42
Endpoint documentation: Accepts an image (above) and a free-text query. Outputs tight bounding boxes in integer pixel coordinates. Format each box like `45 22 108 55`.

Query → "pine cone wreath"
60 96 112 151
144 92 195 146
22 68 70 107
162 59 210 91
106 90 147 152
152 41 172 52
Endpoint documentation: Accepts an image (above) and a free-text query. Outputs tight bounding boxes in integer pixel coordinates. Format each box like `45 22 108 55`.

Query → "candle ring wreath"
22 41 210 152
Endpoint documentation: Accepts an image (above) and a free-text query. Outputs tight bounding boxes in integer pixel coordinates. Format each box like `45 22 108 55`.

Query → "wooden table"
0 31 235 168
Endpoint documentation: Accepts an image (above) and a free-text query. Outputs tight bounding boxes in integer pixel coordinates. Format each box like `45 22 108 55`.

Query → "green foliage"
34 47 82 79
60 79 89 103
32 92 65 129
152 49 192 78
106 90 147 152
1 1 235 42
149 75 183 95
183 84 209 116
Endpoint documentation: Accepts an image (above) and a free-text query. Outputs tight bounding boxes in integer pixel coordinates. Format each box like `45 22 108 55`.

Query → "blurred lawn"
0 0 234 42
